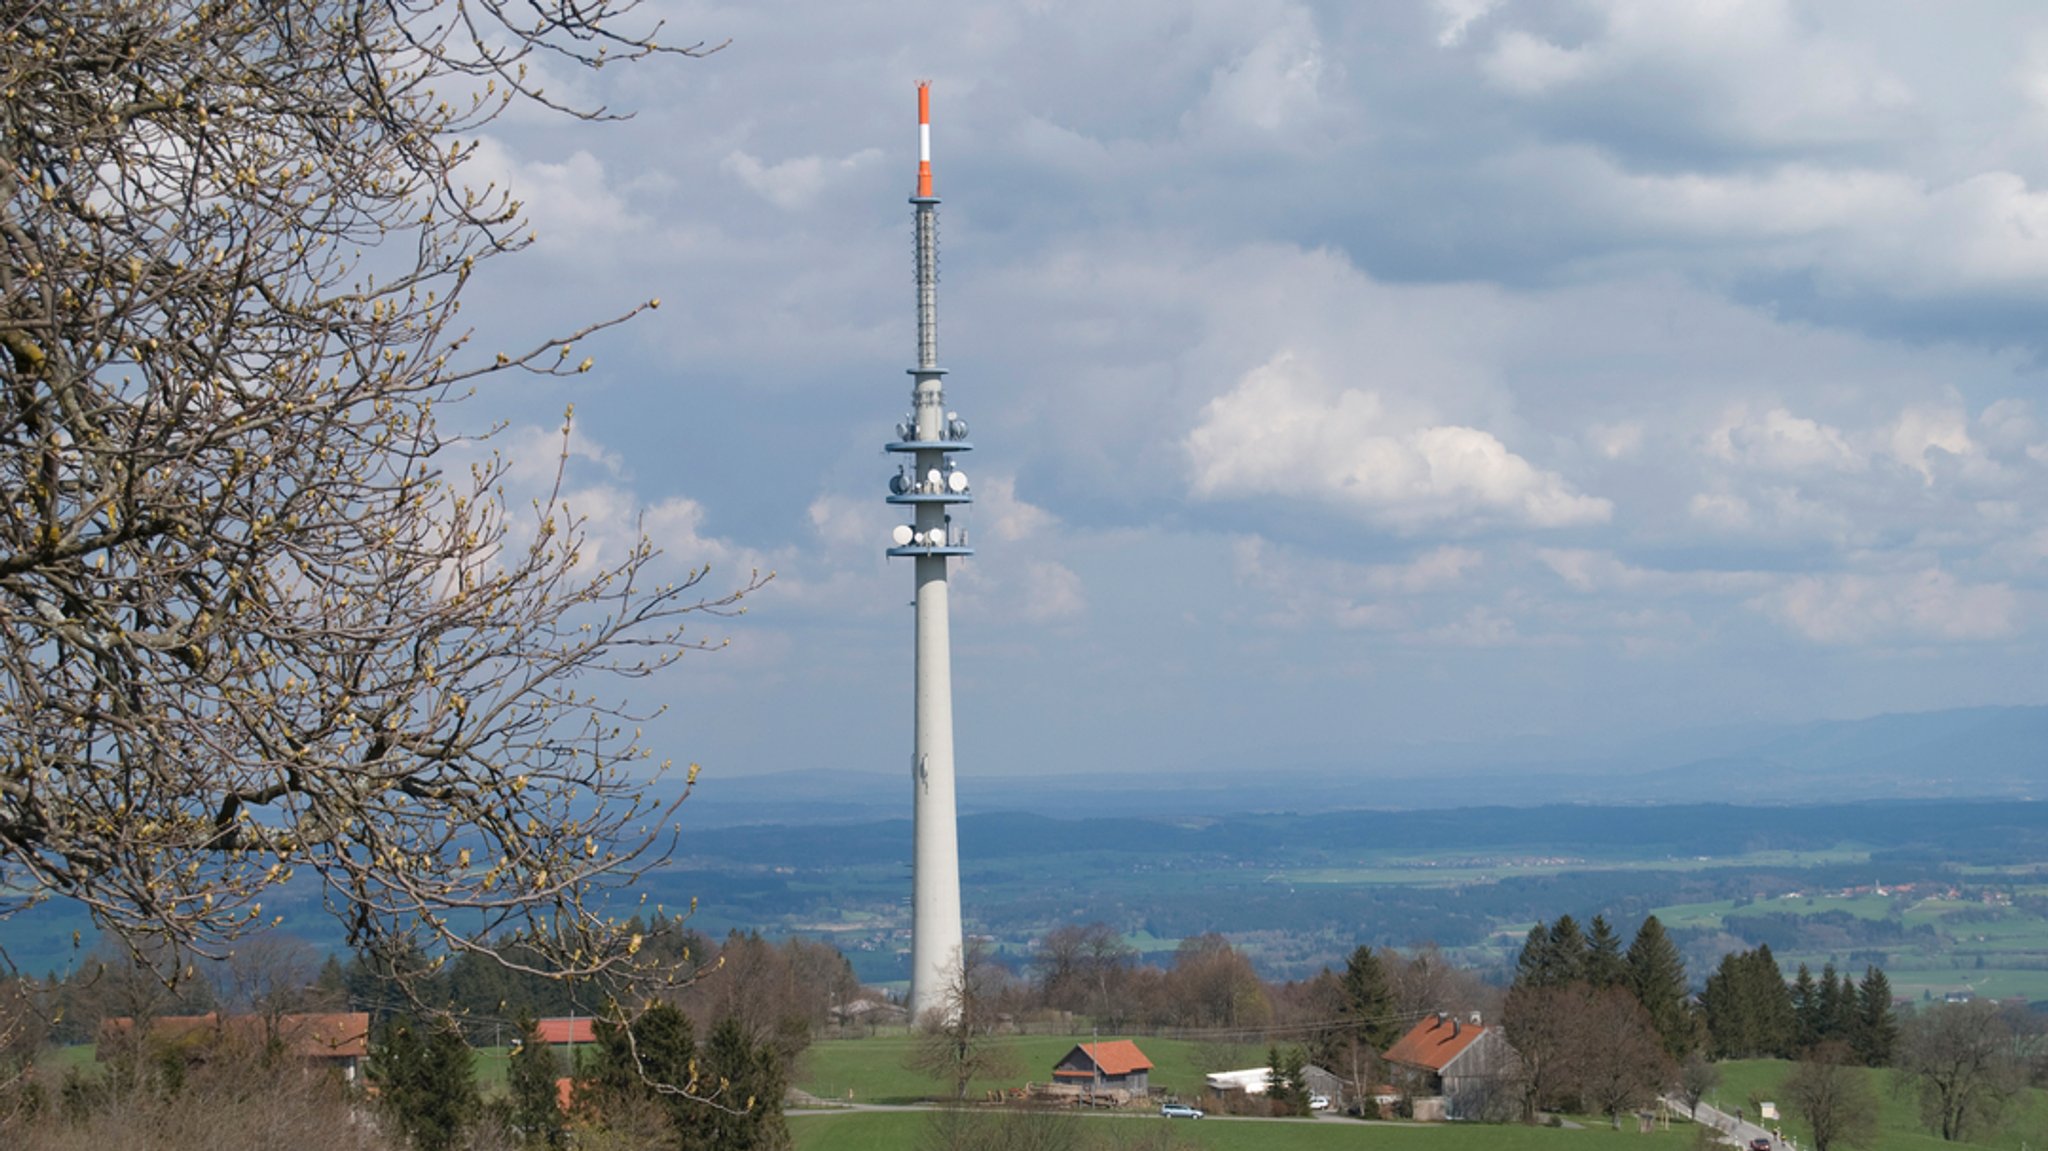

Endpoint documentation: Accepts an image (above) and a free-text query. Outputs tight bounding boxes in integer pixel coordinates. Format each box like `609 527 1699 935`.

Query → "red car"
1751 1138 1773 1150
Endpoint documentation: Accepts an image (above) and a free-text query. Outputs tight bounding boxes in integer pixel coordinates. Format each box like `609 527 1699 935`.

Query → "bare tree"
906 940 1020 1101
1162 934 1269 1031
218 933 330 1042
1678 1051 1721 1115
1785 1042 1878 1151
1894 1000 2025 1142
1033 922 1134 1026
1574 988 1676 1128
0 0 756 992
1503 982 1580 1119
1390 943 1494 1022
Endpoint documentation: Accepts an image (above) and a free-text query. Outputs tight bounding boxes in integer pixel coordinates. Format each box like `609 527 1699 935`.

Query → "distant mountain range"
677 705 2048 826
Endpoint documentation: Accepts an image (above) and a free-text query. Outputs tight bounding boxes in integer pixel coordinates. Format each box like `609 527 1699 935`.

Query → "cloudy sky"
456 0 2048 787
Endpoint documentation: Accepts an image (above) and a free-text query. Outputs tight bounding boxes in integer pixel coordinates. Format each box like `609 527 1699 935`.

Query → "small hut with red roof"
1051 1039 1153 1096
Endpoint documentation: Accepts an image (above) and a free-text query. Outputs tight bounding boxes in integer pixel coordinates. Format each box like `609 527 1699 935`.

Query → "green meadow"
1709 1059 2045 1151
797 1034 1224 1105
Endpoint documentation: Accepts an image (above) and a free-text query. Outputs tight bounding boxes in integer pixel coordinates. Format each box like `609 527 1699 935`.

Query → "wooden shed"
1051 1040 1153 1095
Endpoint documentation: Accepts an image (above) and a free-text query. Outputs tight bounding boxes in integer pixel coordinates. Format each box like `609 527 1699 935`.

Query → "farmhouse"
98 1012 371 1081
1382 1011 1518 1121
1050 1040 1152 1095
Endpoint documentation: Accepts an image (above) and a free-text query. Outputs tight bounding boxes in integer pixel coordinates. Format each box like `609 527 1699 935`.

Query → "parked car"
1160 1103 1204 1119
1309 1094 1331 1111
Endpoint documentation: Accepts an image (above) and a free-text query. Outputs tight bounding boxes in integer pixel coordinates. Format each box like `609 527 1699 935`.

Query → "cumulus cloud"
975 475 1060 543
1020 561 1087 621
1185 5 1328 139
721 147 882 211
1750 568 2019 645
1587 422 1644 460
1433 0 1503 49
1705 405 1864 473
1186 354 1610 531
1482 31 1594 96
464 137 639 251
1887 405 1976 484
1476 0 1912 152
1536 548 1773 599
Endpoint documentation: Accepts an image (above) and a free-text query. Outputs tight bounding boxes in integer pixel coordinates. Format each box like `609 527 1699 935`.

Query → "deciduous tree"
1677 1051 1720 1116
907 939 1019 1101
1783 1042 1876 1151
0 0 754 990
1574 988 1674 1128
1895 1000 2024 1142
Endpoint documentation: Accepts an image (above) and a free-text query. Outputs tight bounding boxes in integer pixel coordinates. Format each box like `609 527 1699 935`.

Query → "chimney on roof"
1433 1012 1447 1030
1452 1017 1461 1038
1470 1011 1482 1026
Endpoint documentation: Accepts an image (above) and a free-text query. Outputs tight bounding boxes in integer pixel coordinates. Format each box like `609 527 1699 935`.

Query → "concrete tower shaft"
887 81 969 1023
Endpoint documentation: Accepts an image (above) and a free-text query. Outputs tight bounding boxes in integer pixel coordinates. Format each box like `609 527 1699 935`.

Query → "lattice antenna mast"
886 81 971 1023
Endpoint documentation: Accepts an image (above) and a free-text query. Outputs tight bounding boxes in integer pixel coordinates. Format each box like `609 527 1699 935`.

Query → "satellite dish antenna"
891 524 914 546
948 416 969 440
925 468 942 491
947 471 968 494
889 473 909 495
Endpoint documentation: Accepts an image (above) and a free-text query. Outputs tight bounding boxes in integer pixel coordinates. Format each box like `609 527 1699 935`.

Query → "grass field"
790 1111 1706 1151
1709 1059 2045 1151
797 1034 1231 1104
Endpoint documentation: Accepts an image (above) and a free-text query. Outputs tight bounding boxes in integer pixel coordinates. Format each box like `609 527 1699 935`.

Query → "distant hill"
680 705 2048 825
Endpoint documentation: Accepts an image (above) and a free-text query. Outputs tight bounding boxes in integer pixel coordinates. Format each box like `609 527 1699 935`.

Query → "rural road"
1666 1096 1784 1151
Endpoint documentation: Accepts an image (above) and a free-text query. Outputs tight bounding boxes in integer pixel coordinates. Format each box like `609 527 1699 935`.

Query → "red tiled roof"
1055 1040 1153 1077
535 1017 597 1045
1382 1014 1488 1073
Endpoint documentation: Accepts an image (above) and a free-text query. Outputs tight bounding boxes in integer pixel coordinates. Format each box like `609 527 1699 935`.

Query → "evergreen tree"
580 1002 697 1136
684 1015 790 1151
1515 922 1553 989
1829 964 1860 1046
1703 947 1795 1059
372 1016 480 1151
1264 1046 1291 1110
314 955 350 1008
1853 967 1898 1068
1816 963 1844 1046
1339 945 1398 1051
1281 1046 1311 1118
1792 963 1822 1052
1586 916 1627 989
1753 946 1796 1058
508 1017 563 1149
1626 916 1694 1058
1547 916 1589 986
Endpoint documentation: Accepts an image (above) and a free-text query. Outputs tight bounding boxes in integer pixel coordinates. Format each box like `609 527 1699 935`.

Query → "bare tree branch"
0 0 756 999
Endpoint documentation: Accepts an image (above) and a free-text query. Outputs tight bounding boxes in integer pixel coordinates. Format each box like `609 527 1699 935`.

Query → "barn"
1050 1040 1153 1095
1382 1011 1519 1121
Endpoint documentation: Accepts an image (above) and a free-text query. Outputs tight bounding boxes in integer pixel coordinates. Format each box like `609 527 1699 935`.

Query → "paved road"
1666 1096 1785 1151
